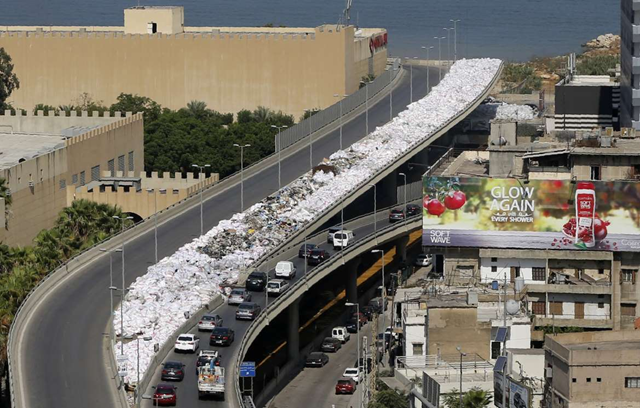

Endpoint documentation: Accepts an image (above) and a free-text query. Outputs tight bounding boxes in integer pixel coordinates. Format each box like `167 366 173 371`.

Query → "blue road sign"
240 362 256 378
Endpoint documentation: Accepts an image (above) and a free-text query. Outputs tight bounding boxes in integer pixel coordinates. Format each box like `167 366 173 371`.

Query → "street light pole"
360 79 372 136
405 57 414 103
371 249 386 361
444 28 452 68
399 172 407 231
233 144 251 211
450 19 461 62
389 65 395 121
435 36 445 81
421 46 434 93
113 215 133 354
333 94 346 150
456 346 466 407
101 247 122 342
346 301 360 408
191 163 211 236
369 184 377 244
145 188 164 264
304 109 314 170
271 125 288 189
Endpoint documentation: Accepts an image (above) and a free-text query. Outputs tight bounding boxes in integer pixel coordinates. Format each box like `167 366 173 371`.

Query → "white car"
275 261 297 279
332 326 351 343
174 333 200 353
266 279 289 297
415 254 432 267
197 314 223 331
343 367 363 384
333 230 354 249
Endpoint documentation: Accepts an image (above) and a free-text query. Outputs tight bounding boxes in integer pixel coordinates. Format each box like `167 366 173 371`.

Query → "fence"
397 180 423 204
277 66 400 150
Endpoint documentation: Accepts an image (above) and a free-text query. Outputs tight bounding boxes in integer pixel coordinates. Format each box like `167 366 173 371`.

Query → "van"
332 326 351 343
327 226 342 243
275 261 296 279
333 230 354 249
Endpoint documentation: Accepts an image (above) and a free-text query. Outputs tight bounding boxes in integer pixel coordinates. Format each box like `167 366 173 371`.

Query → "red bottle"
575 182 596 248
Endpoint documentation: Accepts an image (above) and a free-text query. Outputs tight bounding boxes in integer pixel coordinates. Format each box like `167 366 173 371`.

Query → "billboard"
494 372 533 408
423 177 640 252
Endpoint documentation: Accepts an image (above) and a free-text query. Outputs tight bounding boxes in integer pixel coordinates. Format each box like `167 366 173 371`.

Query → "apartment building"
620 0 640 129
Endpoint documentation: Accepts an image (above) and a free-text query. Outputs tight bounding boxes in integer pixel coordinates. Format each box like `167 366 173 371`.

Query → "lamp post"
145 188 165 264
405 57 414 103
303 109 314 170
233 144 251 211
191 164 211 236
443 28 453 68
456 346 466 407
421 46 434 93
132 334 152 408
371 249 386 360
333 94 347 150
399 172 407 231
369 184 377 244
113 215 133 354
271 125 288 189
389 65 397 121
435 36 445 81
360 79 373 136
450 19 461 62
346 302 361 407
100 247 122 342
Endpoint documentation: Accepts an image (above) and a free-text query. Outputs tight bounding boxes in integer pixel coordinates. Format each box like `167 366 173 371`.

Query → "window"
72 174 78 184
598 268 604 275
491 266 497 273
108 159 115 175
550 301 563 316
587 378 591 383
491 257 498 262
622 269 636 284
412 343 423 355
621 303 636 316
79 171 86 186
128 151 134 172
91 165 100 182
532 301 546 315
590 166 601 181
597 378 602 383
626 377 640 388
572 378 577 383
491 341 501 359
598 294 604 299
59 179 66 190
532 267 546 281
118 155 125 172
598 302 604 309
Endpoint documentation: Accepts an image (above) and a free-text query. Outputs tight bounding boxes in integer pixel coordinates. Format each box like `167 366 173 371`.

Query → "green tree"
0 47 20 110
443 388 492 408
577 54 619 75
300 108 320 121
368 389 409 408
502 63 542 94
109 93 162 124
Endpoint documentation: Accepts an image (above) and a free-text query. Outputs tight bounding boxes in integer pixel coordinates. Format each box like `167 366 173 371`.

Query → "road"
18 65 439 408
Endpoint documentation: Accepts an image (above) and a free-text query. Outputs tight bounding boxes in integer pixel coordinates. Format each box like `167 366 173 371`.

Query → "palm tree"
252 106 273 123
186 100 208 117
444 388 492 408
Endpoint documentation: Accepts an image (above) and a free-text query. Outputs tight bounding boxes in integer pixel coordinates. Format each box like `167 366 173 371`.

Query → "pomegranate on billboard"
422 176 640 252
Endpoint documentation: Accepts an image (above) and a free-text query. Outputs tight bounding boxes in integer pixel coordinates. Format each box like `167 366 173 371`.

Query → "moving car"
332 230 355 249
327 226 342 243
161 361 185 381
196 350 220 374
321 337 342 353
335 378 356 395
343 367 363 384
198 314 223 331
152 383 177 406
406 203 421 217
305 352 329 367
298 243 318 258
332 326 350 343
236 302 261 320
228 288 252 305
245 271 268 291
209 327 235 346
198 365 225 400
307 248 330 266
266 279 289 297
388 208 405 222
414 253 433 267
275 261 296 279
174 333 200 353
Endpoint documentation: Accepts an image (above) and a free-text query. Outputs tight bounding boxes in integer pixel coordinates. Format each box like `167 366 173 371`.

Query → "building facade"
0 6 388 120
620 0 640 129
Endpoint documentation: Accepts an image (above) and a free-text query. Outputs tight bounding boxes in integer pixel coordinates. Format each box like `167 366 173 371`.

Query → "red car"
335 378 356 394
153 383 177 406
351 312 368 324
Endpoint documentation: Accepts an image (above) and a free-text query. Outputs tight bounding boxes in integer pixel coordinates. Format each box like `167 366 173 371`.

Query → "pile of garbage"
113 58 502 387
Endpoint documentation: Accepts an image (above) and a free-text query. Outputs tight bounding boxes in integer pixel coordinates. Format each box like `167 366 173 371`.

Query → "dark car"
298 243 318 258
236 302 262 320
361 306 375 321
210 327 235 346
307 249 330 266
388 208 405 222
245 271 268 292
351 312 368 324
305 352 329 367
161 361 185 381
406 203 421 217
335 378 356 394
355 357 373 373
152 383 177 406
327 226 342 243
368 297 384 314
321 337 342 353
345 317 359 333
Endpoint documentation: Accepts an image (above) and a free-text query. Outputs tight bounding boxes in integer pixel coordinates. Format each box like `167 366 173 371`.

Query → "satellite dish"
506 299 520 315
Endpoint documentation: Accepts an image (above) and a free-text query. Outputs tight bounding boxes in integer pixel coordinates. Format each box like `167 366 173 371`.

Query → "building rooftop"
0 132 66 171
560 75 617 87
566 341 640 351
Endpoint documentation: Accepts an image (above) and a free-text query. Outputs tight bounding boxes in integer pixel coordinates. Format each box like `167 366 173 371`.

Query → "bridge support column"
346 257 361 304
378 172 398 208
396 235 409 262
287 298 301 363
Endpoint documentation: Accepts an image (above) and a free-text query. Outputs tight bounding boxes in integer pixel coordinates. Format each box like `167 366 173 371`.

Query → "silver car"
197 314 223 331
228 288 252 305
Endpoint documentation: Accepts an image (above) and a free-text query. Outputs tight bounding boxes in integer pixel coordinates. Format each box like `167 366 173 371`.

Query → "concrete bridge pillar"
396 235 409 262
287 298 301 363
346 257 361 304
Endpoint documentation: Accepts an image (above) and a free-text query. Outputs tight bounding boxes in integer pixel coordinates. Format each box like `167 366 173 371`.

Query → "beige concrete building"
0 6 388 119
544 330 640 407
0 110 144 246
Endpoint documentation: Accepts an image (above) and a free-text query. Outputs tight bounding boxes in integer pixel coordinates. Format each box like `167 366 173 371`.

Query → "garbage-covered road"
18 65 438 408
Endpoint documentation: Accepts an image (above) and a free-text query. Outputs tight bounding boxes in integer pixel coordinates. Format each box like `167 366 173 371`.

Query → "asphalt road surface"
19 66 438 408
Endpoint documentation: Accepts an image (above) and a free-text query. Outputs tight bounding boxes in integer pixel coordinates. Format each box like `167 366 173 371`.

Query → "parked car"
414 254 433 267
197 314 223 331
153 383 177 406
368 297 384 314
406 203 421 217
307 248 330 266
326 226 342 243
298 243 318 258
332 230 355 249
305 352 329 367
321 337 342 353
361 305 375 321
236 302 261 320
355 357 373 373
343 367 363 384
245 271 268 292
209 327 235 346
275 261 296 279
228 288 252 305
388 208 405 222
332 326 350 343
345 317 359 333
335 378 356 395
174 333 199 353
351 311 368 324
161 361 185 381
266 279 289 297
196 350 220 374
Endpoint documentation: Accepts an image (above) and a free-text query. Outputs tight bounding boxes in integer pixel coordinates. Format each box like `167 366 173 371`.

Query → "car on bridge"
174 333 200 353
307 248 330 266
197 314 223 331
305 352 329 367
298 243 318 258
236 302 262 320
388 208 405 222
275 261 297 279
160 361 185 382
152 383 177 406
245 271 268 292
335 378 356 395
267 279 289 297
332 230 355 250
210 327 235 346
327 226 342 243
406 203 421 217
321 337 342 353
196 350 220 374
228 288 252 305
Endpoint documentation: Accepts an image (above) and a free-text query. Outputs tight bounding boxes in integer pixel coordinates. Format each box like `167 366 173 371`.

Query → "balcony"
533 316 613 329
633 57 640 75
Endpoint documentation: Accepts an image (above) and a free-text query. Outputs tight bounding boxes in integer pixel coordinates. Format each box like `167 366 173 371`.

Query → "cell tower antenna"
344 0 353 26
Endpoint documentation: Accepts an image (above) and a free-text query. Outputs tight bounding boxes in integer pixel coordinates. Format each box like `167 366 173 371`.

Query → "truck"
197 362 225 400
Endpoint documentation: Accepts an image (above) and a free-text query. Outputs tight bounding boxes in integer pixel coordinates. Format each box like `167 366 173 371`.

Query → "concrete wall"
427 307 492 360
572 155 640 180
1 109 122 133
0 24 387 120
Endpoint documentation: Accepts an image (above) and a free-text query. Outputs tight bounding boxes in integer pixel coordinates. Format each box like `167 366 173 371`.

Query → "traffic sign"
240 361 256 378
